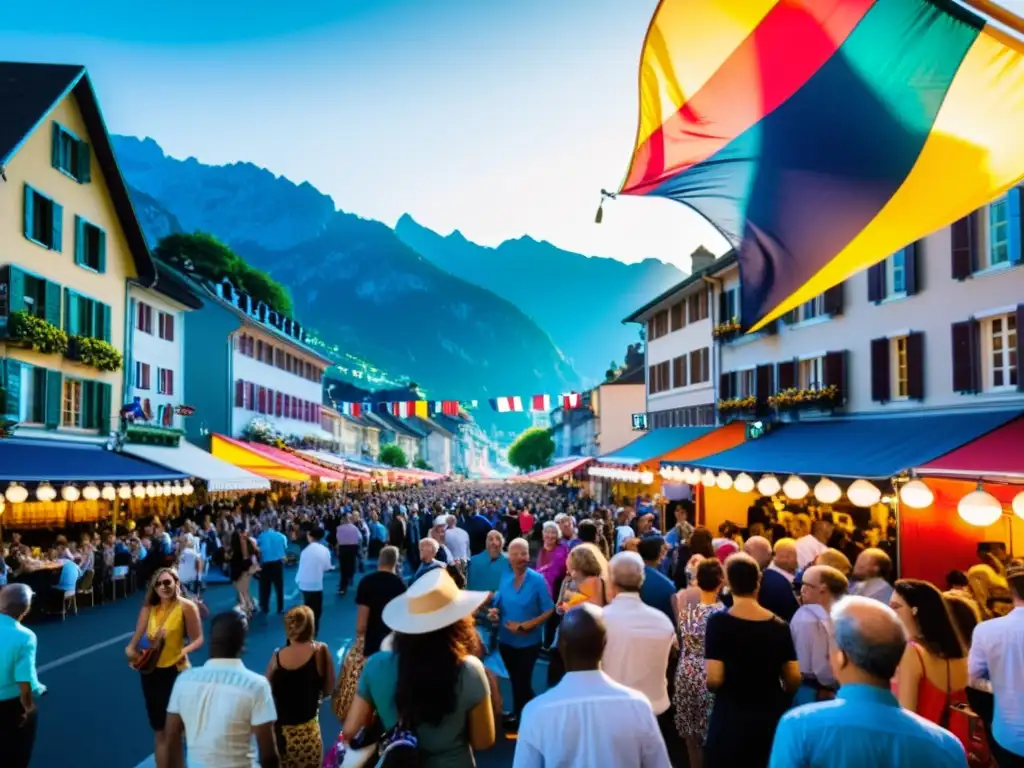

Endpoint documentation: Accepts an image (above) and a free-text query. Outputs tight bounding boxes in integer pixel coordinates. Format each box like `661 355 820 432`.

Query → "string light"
4 483 28 504
958 487 1002 527
847 479 881 508
813 477 842 504
782 475 809 500
61 485 81 502
756 474 781 496
36 482 57 502
899 479 934 509
716 471 733 490
83 483 101 501
733 473 755 493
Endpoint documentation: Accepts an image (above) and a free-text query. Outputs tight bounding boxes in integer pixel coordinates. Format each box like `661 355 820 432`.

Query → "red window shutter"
906 332 925 400
950 213 977 280
951 320 981 394
247 383 255 409
276 392 283 416
870 337 890 402
235 380 244 407
258 387 267 414
777 360 796 391
283 394 290 416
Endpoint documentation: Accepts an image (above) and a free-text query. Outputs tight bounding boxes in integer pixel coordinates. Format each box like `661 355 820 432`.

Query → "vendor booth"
210 434 350 484
123 439 270 494
514 455 594 484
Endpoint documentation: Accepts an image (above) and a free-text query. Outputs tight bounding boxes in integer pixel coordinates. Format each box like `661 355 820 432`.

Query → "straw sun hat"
383 568 490 635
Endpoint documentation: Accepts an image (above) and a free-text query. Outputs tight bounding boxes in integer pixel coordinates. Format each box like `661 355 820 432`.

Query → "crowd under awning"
515 455 593 483
211 435 350 484
122 440 270 493
0 437 188 484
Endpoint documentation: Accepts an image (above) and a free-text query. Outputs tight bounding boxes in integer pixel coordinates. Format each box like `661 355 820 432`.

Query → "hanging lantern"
733 472 755 493
639 471 654 485
958 488 1002 527
757 474 781 496
813 478 842 505
716 471 733 490
782 475 810 500
182 481 194 496
132 483 146 499
700 470 715 487
82 483 101 501
101 483 117 501
36 482 57 502
1013 491 1024 521
847 479 881 508
163 482 173 496
5 483 29 504
145 483 157 498
171 482 184 496
899 479 934 509
119 484 133 500
61 485 81 502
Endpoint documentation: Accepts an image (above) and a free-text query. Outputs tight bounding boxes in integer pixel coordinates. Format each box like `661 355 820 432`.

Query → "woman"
535 521 568 650
945 591 997 763
230 523 257 617
591 508 615 560
125 567 203 761
176 535 204 597
266 606 334 768
967 564 1012 620
549 544 608 686
890 579 969 725
674 557 724 768
704 553 800 768
343 568 496 767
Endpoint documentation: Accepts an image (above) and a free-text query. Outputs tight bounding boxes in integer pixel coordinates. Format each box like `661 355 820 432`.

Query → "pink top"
536 542 569 598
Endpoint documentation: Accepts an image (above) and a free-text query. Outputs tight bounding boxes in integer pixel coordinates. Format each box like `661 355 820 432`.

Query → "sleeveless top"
893 641 968 725
270 647 324 726
147 601 187 670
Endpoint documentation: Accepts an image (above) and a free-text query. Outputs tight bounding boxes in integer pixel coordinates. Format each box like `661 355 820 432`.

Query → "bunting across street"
612 0 1024 332
331 392 582 418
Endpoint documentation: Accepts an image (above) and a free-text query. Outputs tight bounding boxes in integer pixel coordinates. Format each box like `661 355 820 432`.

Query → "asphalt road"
25 563 533 768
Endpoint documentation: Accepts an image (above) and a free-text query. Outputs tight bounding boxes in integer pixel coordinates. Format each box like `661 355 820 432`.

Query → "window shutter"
81 381 96 429
648 366 655 394
74 216 85 266
719 372 733 400
96 383 111 433
8 266 26 313
97 228 106 273
44 281 62 327
78 141 91 183
44 370 62 429
904 241 921 295
51 123 61 169
870 337 890 402
717 291 728 324
823 282 844 316
951 320 981 394
167 370 174 396
97 302 111 341
235 380 244 407
166 313 174 342
755 364 774 402
2 360 21 420
23 184 34 240
823 351 848 403
1017 305 1024 392
1009 186 1022 266
950 213 977 280
51 201 63 252
64 289 78 334
867 263 885 303
907 332 925 400
777 360 796 390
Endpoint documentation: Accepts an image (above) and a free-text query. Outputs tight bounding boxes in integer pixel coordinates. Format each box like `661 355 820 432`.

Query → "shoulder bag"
130 604 176 674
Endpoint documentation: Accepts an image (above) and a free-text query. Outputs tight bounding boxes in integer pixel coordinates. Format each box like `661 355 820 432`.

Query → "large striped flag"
531 394 551 412
616 0 1024 331
489 396 524 413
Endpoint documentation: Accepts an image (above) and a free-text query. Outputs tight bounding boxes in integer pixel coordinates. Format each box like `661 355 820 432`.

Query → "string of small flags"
331 392 582 419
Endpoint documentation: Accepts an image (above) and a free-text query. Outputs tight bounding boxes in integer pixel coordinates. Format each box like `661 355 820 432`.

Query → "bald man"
743 535 773 569
770 597 967 768
851 548 894 604
513 604 671 768
759 538 799 622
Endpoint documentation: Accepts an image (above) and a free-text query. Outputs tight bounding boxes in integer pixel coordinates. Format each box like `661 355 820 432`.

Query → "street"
26 567 529 768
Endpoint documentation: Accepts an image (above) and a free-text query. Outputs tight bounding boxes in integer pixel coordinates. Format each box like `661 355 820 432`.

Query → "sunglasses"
156 579 176 588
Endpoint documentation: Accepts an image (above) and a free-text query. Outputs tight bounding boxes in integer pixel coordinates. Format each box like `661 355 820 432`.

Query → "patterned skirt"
278 716 323 768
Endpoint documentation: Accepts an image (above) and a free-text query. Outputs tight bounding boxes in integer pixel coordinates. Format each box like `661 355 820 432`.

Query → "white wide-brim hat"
383 568 489 635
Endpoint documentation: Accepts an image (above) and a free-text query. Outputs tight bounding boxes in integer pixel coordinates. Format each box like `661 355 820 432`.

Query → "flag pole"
958 0 1024 36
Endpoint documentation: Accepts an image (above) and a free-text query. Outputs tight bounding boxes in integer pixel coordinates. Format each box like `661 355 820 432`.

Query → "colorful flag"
414 400 429 418
616 0 1024 331
443 400 460 416
531 394 551 412
561 392 581 410
489 396 524 413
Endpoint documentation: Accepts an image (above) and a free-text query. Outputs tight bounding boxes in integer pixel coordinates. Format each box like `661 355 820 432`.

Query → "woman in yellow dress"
126 567 204 763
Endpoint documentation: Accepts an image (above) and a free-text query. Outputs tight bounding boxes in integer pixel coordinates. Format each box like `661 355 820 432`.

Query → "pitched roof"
0 63 156 285
622 250 736 324
152 259 202 310
605 364 645 385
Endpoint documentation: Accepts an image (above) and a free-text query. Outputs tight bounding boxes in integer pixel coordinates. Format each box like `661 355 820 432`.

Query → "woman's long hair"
393 616 477 727
893 579 965 659
688 526 715 559
145 567 181 606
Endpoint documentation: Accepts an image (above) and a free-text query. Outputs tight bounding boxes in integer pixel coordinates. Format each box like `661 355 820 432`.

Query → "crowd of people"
1 481 1022 768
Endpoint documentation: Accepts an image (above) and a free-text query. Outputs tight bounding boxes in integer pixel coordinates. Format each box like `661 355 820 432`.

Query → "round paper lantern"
716 471 733 490
132 483 146 499
5 483 28 504
145 483 157 498
701 470 716 488
119 484 133 500
640 471 654 485
171 482 184 496
899 479 935 509
1013 491 1024 521
182 481 194 496
82 483 101 501
813 477 842 504
733 472 755 494
101 483 117 501
958 489 1002 527
61 484 81 502
163 482 173 495
847 479 881 508
756 474 781 496
36 482 57 502
782 474 809 500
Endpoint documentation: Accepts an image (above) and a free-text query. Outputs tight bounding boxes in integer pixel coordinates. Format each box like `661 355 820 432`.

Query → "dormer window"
51 123 91 183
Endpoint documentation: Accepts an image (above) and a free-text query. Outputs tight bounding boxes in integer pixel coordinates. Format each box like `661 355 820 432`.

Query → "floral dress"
673 601 723 741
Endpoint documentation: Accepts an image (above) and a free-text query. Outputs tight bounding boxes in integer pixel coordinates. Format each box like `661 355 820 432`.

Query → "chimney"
690 245 716 273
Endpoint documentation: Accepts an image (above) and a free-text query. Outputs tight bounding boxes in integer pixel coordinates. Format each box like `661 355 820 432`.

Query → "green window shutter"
8 266 26 313
96 228 106 273
23 184 34 240
74 216 84 265
51 123 61 169
44 280 62 327
32 368 46 423
96 382 111 434
101 302 111 341
64 289 79 334
51 201 63 252
2 359 21 420
81 380 95 429
78 141 91 183
44 370 62 429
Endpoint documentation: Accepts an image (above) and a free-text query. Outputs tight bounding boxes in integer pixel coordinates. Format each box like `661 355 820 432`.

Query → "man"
0 584 43 768
162 611 279 768
355 546 407 656
769 596 967 768
636 510 659 538
760 537 800 622
602 552 680 763
411 538 445 584
851 548 895 604
791 565 849 704
295 527 333 635
445 514 471 563
554 513 579 549
743 535 773 570
464 504 494 556
796 519 834 570
513 603 670 768
636 537 676 624
335 513 361 596
386 510 406 554
969 564 1024 765
430 516 454 564
468 531 512 653
406 506 423 572
257 523 288 614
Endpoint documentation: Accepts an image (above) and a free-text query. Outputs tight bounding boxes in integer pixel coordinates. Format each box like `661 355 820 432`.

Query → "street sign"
632 412 649 431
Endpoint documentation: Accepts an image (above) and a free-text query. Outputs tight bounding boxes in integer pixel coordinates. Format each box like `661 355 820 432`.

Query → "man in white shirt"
514 602 670 768
795 519 833 570
601 551 681 764
614 507 635 552
161 611 279 768
445 515 471 562
430 516 455 564
295 527 333 636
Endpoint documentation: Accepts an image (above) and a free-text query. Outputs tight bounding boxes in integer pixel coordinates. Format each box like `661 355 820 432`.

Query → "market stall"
513 455 594 484
210 434 349 484
123 438 270 494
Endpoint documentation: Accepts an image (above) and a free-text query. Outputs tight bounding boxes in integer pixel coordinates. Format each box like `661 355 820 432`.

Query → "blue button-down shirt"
0 614 43 700
55 559 81 592
769 684 967 768
467 551 511 594
640 565 676 624
257 529 288 564
969 606 1024 755
494 569 554 648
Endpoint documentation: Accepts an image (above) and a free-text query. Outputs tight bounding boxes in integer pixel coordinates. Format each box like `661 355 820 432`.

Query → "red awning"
215 436 351 483
917 416 1024 481
514 456 593 482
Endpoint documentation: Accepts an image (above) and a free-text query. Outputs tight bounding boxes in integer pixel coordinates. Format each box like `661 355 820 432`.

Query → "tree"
379 443 408 468
507 427 555 473
238 266 294 317
413 457 432 470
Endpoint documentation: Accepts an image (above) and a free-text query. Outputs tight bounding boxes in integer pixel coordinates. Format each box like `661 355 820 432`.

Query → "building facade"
421 420 453 475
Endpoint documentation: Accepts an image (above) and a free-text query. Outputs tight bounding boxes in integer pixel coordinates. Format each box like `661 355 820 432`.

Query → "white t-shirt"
177 549 202 584
445 527 471 561
167 658 277 767
615 525 634 552
795 534 828 570
295 541 332 592
601 594 676 714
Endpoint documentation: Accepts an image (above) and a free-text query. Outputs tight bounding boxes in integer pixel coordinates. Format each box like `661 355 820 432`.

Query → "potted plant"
67 335 123 372
6 311 69 355
768 385 840 411
712 317 742 341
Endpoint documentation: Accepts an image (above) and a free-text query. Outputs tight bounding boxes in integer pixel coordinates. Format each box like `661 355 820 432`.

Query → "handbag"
130 604 176 674
937 659 991 768
332 636 366 721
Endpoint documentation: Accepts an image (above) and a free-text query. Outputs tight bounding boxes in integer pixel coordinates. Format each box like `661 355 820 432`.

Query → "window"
987 196 1009 268
648 361 671 394
74 217 106 272
892 336 909 399
64 292 110 341
688 291 709 323
137 302 153 334
798 357 824 390
62 379 83 428
52 122 91 183
738 369 756 398
672 355 687 388
986 313 1018 390
18 365 45 424
670 301 686 332
23 185 62 251
887 251 906 296
723 289 739 323
648 310 669 340
157 368 174 396
245 382 255 410
134 362 151 390
801 294 825 322
14 271 54 321
158 311 175 341
689 347 710 384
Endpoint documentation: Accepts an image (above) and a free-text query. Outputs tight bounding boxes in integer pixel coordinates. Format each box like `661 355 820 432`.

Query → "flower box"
717 396 757 415
5 311 69 355
768 385 840 412
66 335 123 372
712 318 742 341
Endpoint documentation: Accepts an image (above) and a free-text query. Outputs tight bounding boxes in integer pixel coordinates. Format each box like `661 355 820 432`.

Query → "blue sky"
0 0 728 267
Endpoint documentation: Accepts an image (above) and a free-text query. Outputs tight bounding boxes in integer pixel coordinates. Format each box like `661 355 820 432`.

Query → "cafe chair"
61 587 78 620
76 569 96 608
110 565 131 600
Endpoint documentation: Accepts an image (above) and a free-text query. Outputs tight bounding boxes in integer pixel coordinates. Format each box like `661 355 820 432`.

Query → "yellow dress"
147 601 187 670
